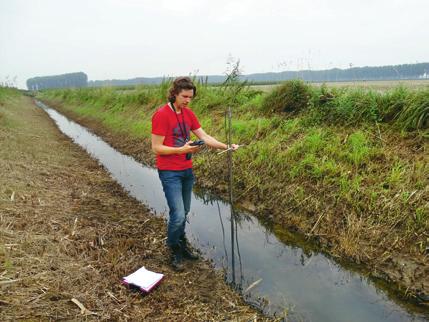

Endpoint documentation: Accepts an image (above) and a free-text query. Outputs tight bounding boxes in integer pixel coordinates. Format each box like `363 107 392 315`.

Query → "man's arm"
151 134 200 155
193 128 239 150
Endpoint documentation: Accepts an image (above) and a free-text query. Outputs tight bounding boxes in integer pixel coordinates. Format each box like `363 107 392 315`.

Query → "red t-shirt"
151 103 201 170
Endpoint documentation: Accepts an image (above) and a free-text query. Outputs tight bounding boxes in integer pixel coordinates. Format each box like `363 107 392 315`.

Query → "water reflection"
192 188 428 321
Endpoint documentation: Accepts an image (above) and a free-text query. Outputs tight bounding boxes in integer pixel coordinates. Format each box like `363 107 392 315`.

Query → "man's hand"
217 144 240 155
180 141 202 154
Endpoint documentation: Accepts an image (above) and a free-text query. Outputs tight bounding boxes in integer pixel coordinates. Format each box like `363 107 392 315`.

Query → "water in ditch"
37 100 428 322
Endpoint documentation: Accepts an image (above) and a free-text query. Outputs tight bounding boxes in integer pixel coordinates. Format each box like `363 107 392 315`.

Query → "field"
252 79 429 92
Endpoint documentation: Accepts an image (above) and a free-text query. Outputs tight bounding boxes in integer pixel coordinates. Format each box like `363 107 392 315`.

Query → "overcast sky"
1 0 428 89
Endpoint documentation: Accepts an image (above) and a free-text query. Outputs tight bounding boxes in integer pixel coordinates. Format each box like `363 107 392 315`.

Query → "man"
151 77 238 271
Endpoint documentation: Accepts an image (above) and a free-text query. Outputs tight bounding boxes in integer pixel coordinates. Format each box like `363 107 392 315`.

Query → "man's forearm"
203 135 228 150
153 144 184 155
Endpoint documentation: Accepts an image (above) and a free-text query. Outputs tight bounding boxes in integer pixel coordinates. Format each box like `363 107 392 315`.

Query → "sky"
1 0 428 89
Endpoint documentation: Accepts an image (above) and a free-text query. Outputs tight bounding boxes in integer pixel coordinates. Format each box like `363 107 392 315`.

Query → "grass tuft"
261 80 311 114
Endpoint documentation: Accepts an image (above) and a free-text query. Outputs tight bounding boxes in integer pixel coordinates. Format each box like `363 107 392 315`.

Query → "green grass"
397 90 429 131
343 131 373 167
261 80 311 114
0 87 21 128
0 86 20 103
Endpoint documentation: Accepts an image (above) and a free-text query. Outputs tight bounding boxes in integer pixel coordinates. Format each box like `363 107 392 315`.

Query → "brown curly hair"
168 77 197 103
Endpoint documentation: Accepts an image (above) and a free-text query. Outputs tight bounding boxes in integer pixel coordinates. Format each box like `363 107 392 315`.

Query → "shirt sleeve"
189 110 201 131
151 110 168 136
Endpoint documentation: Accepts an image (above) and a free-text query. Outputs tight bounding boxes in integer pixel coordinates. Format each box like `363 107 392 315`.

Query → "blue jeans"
158 169 194 248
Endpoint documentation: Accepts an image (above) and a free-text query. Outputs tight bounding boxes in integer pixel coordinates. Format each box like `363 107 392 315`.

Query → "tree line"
26 72 87 90
243 63 429 83
87 63 429 87
26 63 429 90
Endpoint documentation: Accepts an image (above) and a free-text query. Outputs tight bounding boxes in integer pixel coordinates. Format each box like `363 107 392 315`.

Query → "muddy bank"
38 97 429 306
0 94 265 320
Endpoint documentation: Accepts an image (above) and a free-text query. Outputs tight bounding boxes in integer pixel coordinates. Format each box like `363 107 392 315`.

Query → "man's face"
175 89 194 108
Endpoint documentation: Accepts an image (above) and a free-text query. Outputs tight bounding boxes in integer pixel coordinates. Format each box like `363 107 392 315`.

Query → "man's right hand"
180 141 201 154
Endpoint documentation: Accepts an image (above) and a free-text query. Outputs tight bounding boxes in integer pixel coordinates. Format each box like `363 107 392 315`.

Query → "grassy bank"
38 80 428 300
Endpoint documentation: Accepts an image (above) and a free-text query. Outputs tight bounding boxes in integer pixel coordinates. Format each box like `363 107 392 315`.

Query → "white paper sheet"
123 266 164 292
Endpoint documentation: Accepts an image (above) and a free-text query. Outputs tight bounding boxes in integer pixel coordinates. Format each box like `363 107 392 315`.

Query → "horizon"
21 62 429 90
24 61 429 86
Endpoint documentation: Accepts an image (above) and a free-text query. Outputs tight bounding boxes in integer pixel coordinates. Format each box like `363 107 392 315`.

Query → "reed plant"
397 90 429 131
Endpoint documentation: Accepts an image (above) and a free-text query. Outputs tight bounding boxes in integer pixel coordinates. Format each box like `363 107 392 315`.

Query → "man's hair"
168 77 197 103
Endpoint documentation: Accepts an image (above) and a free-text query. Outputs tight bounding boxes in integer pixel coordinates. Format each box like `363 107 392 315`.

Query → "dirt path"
0 94 265 320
